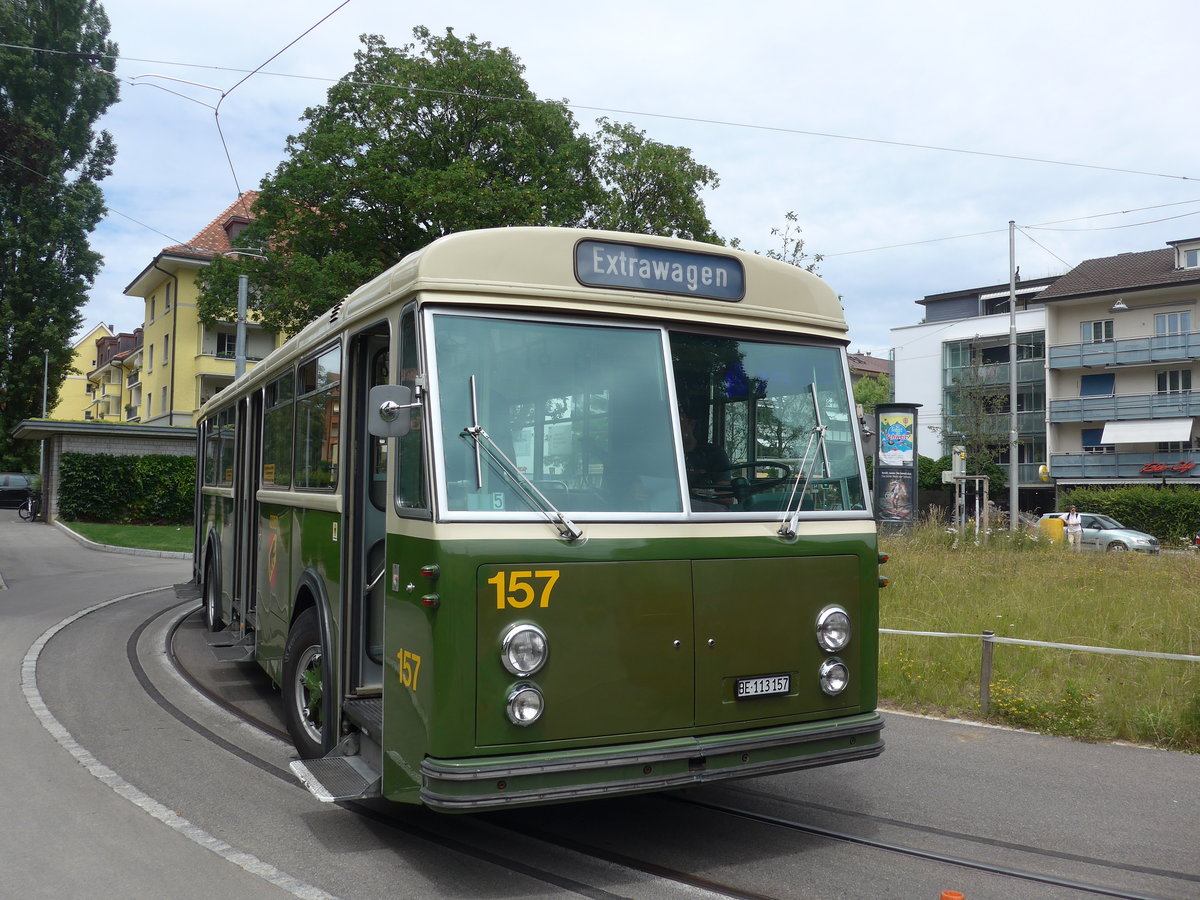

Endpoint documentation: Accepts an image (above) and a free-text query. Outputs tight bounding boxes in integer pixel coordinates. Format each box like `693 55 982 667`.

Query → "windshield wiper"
778 384 831 539
461 376 583 543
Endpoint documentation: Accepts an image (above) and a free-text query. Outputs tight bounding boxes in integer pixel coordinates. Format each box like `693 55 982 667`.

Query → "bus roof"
200 227 848 417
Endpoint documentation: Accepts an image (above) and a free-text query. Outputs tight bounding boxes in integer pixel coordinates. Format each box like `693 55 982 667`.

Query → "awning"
1100 418 1193 444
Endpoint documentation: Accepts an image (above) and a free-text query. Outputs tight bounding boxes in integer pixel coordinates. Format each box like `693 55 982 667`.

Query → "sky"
77 0 1200 358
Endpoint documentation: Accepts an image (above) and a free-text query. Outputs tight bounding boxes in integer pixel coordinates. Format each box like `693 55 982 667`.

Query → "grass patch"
65 521 194 554
881 520 1200 751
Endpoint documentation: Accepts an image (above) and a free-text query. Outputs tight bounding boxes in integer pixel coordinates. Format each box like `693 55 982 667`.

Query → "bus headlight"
501 623 549 676
816 606 851 652
506 685 544 725
818 658 849 696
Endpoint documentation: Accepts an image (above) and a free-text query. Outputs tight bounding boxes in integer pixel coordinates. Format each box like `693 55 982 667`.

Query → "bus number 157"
488 570 561 609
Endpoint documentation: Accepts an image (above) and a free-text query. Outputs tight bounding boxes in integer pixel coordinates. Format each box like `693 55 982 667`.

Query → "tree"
198 29 732 333
0 0 118 469
197 28 598 334
765 211 823 273
854 374 891 415
585 117 721 243
937 349 1010 496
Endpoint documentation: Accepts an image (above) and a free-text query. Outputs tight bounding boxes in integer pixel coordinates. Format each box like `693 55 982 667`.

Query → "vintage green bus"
195 227 884 812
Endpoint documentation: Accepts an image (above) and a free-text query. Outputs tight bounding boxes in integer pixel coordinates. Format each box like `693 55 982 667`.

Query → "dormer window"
1168 238 1200 269
224 216 251 243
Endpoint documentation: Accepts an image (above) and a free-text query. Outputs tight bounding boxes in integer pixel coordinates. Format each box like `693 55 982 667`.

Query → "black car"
0 473 35 508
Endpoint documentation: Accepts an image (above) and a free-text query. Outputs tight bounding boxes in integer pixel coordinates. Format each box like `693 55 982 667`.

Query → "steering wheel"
691 460 794 507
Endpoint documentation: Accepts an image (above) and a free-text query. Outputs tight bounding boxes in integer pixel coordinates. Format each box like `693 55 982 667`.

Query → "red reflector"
878 552 889 564
878 576 890 588
421 593 441 608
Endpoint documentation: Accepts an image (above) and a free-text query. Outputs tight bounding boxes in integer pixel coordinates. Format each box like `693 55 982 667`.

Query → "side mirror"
368 384 415 438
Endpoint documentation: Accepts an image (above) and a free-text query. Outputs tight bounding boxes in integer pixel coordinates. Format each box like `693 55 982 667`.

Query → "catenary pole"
1008 221 1019 529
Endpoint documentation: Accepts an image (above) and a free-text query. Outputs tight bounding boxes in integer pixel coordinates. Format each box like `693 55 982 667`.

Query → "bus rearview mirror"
368 384 414 438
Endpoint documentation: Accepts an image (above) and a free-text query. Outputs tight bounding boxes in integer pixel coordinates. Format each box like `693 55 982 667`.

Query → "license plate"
735 674 790 699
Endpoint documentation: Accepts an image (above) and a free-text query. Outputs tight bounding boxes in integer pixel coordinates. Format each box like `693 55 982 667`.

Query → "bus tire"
283 607 330 759
203 556 223 632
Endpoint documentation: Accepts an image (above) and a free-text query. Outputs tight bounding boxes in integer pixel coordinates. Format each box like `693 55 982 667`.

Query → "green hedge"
1060 484 1200 546
58 452 195 525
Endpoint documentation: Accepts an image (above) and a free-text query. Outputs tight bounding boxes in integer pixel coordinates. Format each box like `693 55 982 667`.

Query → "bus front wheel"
283 607 329 758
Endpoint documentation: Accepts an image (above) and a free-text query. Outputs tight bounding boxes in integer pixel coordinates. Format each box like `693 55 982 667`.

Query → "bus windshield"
430 313 865 517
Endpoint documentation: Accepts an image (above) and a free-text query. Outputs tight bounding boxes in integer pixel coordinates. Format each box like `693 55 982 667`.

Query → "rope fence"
879 628 1200 714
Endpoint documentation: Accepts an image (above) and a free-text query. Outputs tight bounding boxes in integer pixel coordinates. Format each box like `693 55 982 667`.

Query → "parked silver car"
1040 512 1160 553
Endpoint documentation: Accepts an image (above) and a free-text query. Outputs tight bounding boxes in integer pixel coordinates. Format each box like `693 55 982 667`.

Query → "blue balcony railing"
1048 391 1200 423
1049 451 1200 480
1048 333 1200 370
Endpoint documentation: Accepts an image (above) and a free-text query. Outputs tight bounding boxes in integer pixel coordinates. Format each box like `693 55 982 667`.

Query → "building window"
150 298 156 321
1079 373 1115 397
1080 320 1113 343
217 332 236 359
1156 369 1192 394
161 386 168 414
1185 249 1200 269
163 333 170 365
1158 441 1190 452
1155 311 1192 336
1081 428 1114 453
165 282 172 311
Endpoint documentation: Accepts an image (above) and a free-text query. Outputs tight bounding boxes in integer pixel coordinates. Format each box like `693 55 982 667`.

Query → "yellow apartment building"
49 322 114 420
123 191 280 426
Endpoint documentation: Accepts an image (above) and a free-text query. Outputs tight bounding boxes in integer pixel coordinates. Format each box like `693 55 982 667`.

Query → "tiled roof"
1036 247 1200 300
161 191 258 258
848 352 891 376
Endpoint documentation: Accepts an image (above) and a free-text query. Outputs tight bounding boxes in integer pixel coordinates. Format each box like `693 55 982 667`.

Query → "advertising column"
874 402 921 526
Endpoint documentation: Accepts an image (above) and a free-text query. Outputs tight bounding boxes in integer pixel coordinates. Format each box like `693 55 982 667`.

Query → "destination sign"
575 239 745 302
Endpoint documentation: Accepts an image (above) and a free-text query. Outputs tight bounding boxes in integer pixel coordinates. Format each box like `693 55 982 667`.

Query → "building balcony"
127 369 141 387
945 410 1045 436
944 358 1045 388
1049 451 1200 480
1048 391 1199 423
1048 333 1200 370
124 405 140 421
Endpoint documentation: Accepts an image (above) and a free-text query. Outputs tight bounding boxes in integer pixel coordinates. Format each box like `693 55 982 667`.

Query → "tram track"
154 599 1191 900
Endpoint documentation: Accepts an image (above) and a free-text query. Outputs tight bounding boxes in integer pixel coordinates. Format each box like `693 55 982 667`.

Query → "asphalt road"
2 513 1198 900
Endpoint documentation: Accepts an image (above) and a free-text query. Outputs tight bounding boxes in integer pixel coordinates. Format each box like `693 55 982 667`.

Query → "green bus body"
195 228 884 812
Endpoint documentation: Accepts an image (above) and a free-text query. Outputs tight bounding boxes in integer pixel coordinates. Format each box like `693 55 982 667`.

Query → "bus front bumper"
417 712 884 812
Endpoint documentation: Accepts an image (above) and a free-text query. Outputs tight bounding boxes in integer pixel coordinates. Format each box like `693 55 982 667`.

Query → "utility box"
1039 516 1065 543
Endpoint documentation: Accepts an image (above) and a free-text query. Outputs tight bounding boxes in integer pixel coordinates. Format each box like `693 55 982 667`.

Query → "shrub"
58 452 194 524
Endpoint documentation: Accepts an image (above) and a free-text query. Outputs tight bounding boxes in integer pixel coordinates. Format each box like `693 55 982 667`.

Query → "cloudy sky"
81 0 1200 356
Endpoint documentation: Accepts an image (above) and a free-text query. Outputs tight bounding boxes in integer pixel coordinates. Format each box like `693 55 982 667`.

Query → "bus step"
290 737 381 803
344 697 384 739
206 626 247 648
211 643 255 663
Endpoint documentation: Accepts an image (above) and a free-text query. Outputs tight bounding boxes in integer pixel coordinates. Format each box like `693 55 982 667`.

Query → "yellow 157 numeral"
396 648 421 690
487 569 561 609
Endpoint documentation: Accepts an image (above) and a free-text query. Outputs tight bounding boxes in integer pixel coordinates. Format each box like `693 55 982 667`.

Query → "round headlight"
818 658 849 696
501 623 549 676
506 685 544 725
816 606 851 652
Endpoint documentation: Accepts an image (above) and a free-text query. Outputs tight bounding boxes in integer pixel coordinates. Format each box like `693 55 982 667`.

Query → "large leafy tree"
198 28 598 333
585 117 721 243
0 0 118 469
199 28 732 333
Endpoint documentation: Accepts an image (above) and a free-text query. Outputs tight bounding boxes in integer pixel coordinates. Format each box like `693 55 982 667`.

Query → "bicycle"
18 491 41 522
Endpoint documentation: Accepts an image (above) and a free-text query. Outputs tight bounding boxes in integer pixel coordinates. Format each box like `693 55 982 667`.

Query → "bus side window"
397 306 427 511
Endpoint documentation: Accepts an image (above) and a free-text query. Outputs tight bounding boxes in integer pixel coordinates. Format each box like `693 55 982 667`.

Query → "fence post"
979 631 996 714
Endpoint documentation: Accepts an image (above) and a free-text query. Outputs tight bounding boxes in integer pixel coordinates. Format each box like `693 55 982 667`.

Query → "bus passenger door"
347 324 390 693
234 393 262 622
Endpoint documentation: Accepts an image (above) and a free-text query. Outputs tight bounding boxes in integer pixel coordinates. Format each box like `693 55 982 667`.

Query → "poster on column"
875 404 920 524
